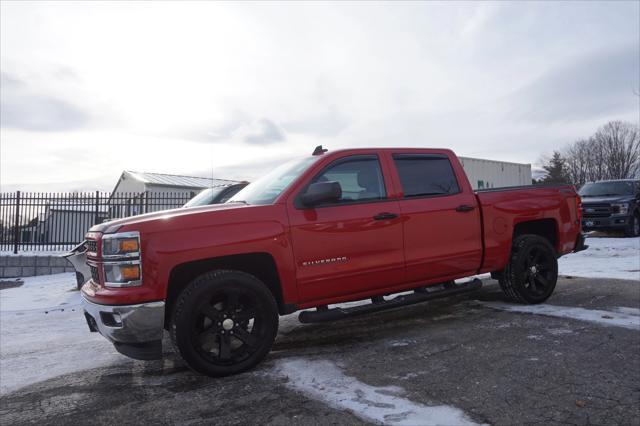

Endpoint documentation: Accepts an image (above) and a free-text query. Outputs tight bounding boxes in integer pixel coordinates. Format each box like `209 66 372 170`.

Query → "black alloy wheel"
193 289 263 365
521 245 556 298
499 234 558 304
171 270 279 377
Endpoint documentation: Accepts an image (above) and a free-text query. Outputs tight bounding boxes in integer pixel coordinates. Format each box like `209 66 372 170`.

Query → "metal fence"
0 191 192 253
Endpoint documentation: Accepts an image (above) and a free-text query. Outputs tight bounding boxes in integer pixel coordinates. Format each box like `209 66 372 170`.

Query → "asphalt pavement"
1 276 639 425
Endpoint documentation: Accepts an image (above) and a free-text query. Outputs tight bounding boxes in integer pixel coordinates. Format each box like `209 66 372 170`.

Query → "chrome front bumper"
82 296 165 360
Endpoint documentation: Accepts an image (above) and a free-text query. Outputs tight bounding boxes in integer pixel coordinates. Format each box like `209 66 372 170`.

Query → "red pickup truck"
76 147 586 377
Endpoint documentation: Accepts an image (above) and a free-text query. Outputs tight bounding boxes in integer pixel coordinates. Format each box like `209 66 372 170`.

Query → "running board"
298 278 483 324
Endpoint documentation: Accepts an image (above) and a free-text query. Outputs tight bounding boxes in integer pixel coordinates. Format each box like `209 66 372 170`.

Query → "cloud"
0 72 89 132
283 106 350 138
507 44 639 123
176 112 250 143
1 2 638 192
176 115 287 145
235 118 286 145
1 72 22 89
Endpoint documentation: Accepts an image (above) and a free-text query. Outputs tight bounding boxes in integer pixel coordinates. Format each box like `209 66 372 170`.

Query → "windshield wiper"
226 200 249 205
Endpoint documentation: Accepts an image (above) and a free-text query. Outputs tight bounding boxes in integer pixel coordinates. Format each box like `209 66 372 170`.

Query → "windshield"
579 181 635 197
183 187 227 207
227 156 319 205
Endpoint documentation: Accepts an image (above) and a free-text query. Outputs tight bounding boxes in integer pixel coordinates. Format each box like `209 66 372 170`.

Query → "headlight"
104 262 142 287
100 231 142 287
612 203 629 215
102 231 140 258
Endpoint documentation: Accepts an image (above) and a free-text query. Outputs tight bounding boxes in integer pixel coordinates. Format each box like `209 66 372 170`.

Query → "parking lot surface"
1 276 639 425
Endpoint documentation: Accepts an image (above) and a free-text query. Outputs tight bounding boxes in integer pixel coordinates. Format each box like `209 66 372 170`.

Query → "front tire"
499 235 558 304
624 213 639 238
170 270 279 377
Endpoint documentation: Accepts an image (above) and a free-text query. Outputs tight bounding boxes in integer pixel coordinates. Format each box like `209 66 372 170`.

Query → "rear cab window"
392 154 460 198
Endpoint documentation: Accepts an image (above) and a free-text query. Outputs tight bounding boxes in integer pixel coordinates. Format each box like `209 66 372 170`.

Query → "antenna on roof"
313 145 328 156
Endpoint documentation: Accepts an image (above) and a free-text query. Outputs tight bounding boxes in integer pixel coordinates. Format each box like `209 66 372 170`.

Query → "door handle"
373 212 398 220
455 205 475 213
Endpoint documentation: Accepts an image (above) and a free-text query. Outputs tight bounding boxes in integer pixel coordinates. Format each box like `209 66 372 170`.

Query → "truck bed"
475 184 581 274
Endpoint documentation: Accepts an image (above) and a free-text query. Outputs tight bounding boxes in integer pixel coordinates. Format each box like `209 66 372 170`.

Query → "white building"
21 205 109 244
109 171 241 216
458 157 532 190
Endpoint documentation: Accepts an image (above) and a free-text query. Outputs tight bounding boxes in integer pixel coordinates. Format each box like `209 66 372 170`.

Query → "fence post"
94 190 100 225
13 190 21 254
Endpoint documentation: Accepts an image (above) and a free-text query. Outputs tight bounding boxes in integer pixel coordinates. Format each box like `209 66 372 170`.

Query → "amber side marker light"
121 264 141 281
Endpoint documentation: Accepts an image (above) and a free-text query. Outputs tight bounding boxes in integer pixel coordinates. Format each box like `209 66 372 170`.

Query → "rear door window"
393 154 460 198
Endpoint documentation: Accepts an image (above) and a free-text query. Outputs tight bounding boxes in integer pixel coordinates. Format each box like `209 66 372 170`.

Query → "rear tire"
624 213 639 237
170 270 279 377
499 235 558 304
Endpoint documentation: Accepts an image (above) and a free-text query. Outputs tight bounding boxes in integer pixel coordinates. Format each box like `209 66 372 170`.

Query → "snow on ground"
0 273 126 395
273 358 479 426
1 273 78 312
478 301 640 330
0 250 67 256
558 236 639 281
0 236 636 396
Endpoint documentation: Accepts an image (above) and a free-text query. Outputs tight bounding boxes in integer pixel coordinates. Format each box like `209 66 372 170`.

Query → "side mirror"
301 181 342 207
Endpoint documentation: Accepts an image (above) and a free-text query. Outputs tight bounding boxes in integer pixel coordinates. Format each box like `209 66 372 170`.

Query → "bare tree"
564 139 591 186
593 121 639 180
562 121 639 187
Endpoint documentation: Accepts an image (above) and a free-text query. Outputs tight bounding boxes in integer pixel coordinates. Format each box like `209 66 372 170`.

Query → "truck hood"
89 202 252 234
580 195 635 204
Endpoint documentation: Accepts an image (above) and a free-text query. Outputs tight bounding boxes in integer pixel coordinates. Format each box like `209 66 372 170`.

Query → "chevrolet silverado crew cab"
74 147 586 377
578 179 640 237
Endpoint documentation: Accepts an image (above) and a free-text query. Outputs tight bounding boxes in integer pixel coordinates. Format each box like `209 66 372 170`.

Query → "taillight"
576 195 582 224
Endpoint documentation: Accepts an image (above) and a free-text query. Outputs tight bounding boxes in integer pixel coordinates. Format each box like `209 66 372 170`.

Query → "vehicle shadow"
270 280 507 356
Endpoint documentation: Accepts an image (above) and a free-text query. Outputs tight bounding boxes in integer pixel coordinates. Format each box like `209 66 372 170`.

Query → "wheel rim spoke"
526 256 534 268
536 274 549 288
531 250 543 265
233 327 258 348
527 273 538 291
226 291 240 310
236 308 256 323
201 304 219 321
218 334 232 360
193 288 265 365
197 325 214 343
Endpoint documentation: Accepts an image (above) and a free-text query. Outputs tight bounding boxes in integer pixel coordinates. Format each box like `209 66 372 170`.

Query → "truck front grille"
582 203 611 218
90 265 100 283
86 239 97 254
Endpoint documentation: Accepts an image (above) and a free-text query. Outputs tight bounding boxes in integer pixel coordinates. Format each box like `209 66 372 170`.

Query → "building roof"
458 156 531 167
124 171 240 189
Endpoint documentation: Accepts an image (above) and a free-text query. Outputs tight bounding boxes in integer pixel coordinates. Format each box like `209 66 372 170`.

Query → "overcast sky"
1 1 639 192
